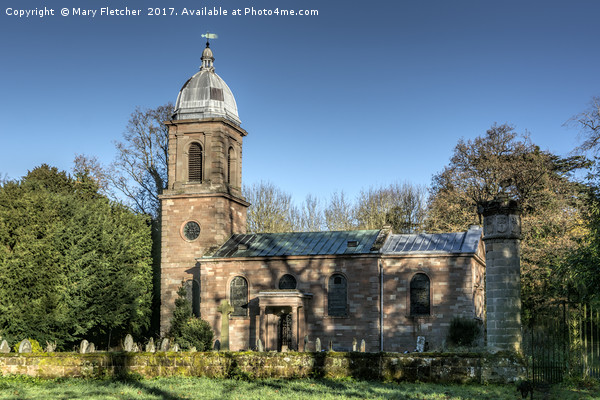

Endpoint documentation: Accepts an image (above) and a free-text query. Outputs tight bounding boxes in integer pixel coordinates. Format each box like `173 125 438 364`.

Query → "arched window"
184 279 200 318
227 147 233 185
410 273 430 316
188 143 203 183
230 276 248 317
328 274 347 317
278 274 297 289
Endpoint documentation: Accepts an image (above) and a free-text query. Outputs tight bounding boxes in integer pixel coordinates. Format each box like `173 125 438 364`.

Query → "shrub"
447 317 481 347
12 339 44 353
180 318 214 351
169 284 214 350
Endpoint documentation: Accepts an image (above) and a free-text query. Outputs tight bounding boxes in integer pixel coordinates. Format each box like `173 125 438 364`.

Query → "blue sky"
1 0 599 205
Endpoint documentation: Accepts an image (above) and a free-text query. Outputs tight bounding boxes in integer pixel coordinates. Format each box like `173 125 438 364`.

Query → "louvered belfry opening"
227 147 233 185
188 143 203 183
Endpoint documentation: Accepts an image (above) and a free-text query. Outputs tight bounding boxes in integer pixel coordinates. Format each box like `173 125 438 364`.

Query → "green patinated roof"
208 230 382 258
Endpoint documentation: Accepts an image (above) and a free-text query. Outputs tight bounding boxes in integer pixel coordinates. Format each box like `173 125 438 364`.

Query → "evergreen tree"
168 284 213 351
0 165 152 349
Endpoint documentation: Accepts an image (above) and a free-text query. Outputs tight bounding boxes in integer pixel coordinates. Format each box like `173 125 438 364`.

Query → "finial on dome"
200 32 218 71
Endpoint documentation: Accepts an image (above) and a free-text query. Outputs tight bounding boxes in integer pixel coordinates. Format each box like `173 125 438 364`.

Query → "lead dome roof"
173 43 241 125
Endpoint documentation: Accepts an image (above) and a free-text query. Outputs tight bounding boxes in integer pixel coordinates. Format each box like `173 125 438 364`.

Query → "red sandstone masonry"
199 243 485 352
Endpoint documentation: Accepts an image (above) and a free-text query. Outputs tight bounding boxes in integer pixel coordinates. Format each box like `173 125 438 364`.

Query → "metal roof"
208 230 382 258
173 44 241 125
381 226 482 254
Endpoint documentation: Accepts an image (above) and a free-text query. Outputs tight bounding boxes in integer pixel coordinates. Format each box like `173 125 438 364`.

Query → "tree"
168 285 213 351
243 181 297 233
0 165 152 349
355 182 427 233
111 103 173 218
73 154 111 196
559 96 600 304
426 124 587 319
295 194 325 232
568 96 600 156
324 191 356 231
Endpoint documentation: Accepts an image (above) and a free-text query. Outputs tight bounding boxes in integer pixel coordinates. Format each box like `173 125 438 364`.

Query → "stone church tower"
160 42 249 334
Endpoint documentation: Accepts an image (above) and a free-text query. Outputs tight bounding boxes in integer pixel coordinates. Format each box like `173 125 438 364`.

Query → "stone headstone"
328 340 333 352
80 340 89 354
217 300 234 351
87 342 95 353
189 346 197 352
352 338 357 352
213 340 221 351
18 339 32 353
160 338 170 352
123 334 134 352
172 343 180 352
45 341 56 353
416 336 425 353
0 340 10 353
133 343 140 352
360 339 366 353
304 335 309 351
256 338 264 352
315 338 321 352
145 337 155 353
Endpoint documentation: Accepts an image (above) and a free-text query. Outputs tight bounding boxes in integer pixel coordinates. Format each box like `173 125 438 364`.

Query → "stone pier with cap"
481 196 522 353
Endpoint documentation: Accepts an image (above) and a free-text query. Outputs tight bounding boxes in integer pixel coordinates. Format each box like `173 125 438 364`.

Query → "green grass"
0 376 598 400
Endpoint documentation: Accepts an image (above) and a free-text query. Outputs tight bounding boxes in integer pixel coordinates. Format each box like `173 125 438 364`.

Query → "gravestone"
352 338 357 352
328 340 333 352
256 338 264 352
217 300 234 351
304 335 309 351
80 340 89 354
45 341 56 353
0 340 10 353
315 338 321 352
145 337 155 353
160 338 170 352
189 346 197 352
360 339 366 353
172 343 180 352
132 343 140 352
416 336 425 352
123 334 134 352
213 340 220 351
87 342 95 353
18 339 32 353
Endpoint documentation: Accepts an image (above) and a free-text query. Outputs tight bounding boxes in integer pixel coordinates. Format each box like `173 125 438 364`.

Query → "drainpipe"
380 259 384 352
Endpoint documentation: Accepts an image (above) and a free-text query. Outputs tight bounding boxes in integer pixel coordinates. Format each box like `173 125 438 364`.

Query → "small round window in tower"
183 221 201 241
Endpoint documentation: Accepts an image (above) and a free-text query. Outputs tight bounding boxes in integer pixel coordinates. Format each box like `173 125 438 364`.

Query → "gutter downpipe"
380 258 384 352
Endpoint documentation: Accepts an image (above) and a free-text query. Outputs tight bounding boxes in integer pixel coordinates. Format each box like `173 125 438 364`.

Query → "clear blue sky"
1 0 599 204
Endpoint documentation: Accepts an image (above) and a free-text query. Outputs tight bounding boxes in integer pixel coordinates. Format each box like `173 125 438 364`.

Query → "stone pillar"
291 306 298 350
481 197 522 353
259 306 266 351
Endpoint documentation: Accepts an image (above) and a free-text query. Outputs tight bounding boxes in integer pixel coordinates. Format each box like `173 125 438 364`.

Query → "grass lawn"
0 376 598 400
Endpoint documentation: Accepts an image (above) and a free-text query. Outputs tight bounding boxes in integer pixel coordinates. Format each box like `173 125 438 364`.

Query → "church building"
160 42 486 352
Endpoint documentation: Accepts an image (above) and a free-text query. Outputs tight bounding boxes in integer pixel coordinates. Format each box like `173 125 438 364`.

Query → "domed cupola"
173 42 241 125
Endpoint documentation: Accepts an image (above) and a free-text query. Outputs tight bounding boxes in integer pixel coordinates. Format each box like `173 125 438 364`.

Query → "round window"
183 221 201 241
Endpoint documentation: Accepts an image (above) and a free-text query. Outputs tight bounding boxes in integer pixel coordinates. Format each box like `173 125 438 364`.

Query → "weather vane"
201 32 218 46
